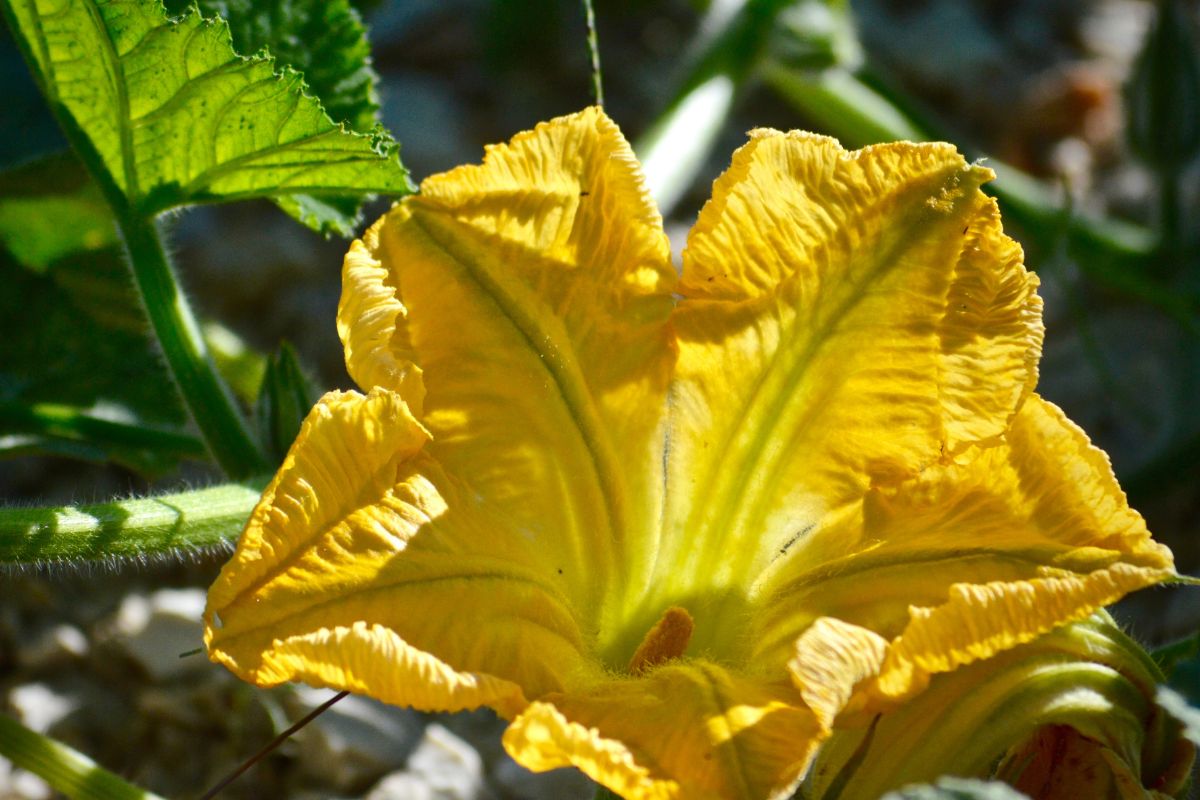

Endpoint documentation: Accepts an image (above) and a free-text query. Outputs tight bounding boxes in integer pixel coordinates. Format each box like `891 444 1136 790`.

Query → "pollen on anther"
628 606 694 675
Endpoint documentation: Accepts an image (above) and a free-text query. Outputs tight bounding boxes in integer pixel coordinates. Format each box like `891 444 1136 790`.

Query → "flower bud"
804 612 1195 799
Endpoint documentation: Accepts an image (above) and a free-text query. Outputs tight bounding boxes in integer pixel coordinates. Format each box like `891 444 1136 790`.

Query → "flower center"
626 606 694 675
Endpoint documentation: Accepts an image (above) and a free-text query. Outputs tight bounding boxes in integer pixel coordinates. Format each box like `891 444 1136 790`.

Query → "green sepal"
1158 686 1200 747
255 341 317 464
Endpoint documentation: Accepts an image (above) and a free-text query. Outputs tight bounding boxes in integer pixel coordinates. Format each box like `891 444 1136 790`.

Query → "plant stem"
593 786 624 799
636 0 790 215
0 401 205 459
116 209 268 478
0 713 166 800
199 691 348 800
580 0 603 107
0 480 264 565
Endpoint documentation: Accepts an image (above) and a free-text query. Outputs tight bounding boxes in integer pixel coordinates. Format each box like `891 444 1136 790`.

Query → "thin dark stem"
581 0 603 107
198 691 348 800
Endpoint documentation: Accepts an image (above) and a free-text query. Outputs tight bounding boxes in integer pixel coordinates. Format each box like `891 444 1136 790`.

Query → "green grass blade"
0 713 166 800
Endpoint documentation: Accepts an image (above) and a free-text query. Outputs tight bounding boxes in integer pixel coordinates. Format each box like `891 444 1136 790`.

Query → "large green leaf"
2 0 413 236
162 0 379 133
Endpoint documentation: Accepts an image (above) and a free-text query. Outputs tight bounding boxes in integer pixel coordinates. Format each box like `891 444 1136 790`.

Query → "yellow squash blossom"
205 107 1176 800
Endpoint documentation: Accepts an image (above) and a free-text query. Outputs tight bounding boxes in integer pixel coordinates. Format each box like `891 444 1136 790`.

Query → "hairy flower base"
206 108 1176 799
806 614 1195 799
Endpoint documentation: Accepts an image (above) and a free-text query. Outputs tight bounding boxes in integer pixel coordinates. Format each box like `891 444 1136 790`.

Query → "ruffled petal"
337 107 676 617
753 395 1174 698
659 132 1042 635
790 618 888 730
503 662 822 800
206 389 594 708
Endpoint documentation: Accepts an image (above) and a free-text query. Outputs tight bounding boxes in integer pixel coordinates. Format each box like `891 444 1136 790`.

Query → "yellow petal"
657 132 1042 634
206 389 593 709
752 395 1173 698
337 107 676 621
503 662 822 800
789 618 888 730
338 230 425 412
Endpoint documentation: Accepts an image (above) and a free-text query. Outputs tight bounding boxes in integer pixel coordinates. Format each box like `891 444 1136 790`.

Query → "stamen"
627 606 694 675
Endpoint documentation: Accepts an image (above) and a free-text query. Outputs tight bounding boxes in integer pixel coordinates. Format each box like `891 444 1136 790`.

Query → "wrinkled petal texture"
651 131 1044 654
757 396 1173 702
205 389 584 710
338 106 676 625
504 662 821 800
206 109 1177 800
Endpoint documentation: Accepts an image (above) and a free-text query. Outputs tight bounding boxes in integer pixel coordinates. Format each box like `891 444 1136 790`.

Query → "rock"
293 686 426 792
492 755 593 800
18 624 88 670
0 760 53 800
110 589 207 681
367 723 494 800
9 682 80 733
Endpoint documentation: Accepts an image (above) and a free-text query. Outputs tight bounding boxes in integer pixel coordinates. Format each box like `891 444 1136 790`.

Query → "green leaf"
0 152 116 271
255 340 317 464
203 320 267 407
0 247 182 423
0 246 197 472
3 0 414 236
162 0 379 133
881 778 1030 800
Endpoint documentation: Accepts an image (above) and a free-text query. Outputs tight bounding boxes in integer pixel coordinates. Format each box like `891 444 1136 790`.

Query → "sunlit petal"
754 395 1173 699
504 662 822 800
337 108 676 618
206 389 594 709
656 133 1042 643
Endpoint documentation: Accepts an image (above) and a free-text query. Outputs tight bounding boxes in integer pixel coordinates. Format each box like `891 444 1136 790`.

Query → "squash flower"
205 108 1176 799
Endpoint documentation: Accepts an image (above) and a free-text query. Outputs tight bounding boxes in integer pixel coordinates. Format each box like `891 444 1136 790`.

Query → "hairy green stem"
0 714 166 800
0 401 205 459
116 210 268 478
0 0 269 479
0 480 264 564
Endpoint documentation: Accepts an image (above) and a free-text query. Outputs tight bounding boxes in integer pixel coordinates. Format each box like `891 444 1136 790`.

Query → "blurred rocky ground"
3 0 1198 797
